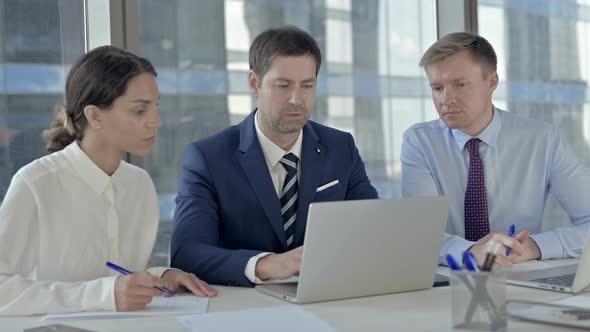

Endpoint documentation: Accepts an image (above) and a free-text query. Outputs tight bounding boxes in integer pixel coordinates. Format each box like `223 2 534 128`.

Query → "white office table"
2 259 584 331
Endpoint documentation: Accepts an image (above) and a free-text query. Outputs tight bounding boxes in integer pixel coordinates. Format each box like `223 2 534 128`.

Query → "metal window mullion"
436 0 478 38
84 0 143 166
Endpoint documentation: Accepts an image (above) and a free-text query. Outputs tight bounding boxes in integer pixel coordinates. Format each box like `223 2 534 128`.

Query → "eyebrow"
131 96 160 104
275 77 316 83
430 77 468 85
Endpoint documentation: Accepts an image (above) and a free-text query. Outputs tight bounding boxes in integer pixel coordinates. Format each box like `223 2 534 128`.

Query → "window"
0 0 85 199
478 0 590 228
137 0 437 264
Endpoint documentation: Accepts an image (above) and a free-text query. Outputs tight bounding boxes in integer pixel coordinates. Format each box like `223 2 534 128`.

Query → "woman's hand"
161 269 218 297
114 272 169 311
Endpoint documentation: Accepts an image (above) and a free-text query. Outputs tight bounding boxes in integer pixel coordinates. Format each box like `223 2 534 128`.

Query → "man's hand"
114 272 168 311
255 246 303 281
161 269 218 297
468 229 541 267
504 230 541 263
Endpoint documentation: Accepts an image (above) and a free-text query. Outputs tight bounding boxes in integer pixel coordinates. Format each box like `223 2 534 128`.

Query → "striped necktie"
280 153 299 248
464 138 490 241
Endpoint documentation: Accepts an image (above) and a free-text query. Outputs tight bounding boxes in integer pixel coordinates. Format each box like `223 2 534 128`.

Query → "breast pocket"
313 180 343 200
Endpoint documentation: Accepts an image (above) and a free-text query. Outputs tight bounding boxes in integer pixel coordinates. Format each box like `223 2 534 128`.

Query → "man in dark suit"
171 26 378 287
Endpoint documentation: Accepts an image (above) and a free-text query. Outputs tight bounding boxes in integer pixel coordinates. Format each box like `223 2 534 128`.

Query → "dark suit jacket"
171 111 378 286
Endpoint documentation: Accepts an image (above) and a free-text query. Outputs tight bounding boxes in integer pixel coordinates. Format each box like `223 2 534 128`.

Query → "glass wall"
478 0 590 229
3 0 588 265
0 0 85 199
137 0 437 264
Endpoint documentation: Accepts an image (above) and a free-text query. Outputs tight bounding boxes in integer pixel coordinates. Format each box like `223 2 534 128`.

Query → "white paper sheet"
41 295 209 321
553 293 590 308
509 295 590 329
177 306 335 332
509 304 590 328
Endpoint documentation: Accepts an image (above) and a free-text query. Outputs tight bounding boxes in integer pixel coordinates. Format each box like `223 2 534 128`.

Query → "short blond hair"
420 32 497 75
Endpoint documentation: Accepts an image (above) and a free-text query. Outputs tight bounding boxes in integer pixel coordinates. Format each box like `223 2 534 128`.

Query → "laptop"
255 196 450 304
506 232 590 293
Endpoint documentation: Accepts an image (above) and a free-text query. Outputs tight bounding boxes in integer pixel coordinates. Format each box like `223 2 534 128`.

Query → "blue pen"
462 251 480 272
446 254 463 271
506 224 516 256
105 261 175 295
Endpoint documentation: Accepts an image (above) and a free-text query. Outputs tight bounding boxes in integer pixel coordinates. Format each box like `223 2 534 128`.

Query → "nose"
441 87 456 105
288 87 303 106
149 109 163 129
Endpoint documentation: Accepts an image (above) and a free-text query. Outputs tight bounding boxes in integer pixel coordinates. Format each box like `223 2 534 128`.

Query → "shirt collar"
254 111 303 169
450 105 501 151
62 141 120 195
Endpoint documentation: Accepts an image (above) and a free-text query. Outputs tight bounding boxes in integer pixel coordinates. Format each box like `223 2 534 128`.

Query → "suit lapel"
294 123 324 245
237 112 287 248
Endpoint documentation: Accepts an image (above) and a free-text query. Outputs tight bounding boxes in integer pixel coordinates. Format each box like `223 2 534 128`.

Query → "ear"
83 105 102 130
248 70 260 97
488 71 499 93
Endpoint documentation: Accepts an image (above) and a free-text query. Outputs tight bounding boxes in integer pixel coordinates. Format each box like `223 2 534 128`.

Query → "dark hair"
249 26 322 81
420 32 497 75
43 45 157 153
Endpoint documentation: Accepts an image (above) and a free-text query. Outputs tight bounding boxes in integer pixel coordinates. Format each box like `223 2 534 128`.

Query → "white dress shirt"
0 141 167 316
244 111 302 284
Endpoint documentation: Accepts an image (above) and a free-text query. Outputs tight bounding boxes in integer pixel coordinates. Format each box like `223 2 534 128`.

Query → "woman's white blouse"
0 141 166 315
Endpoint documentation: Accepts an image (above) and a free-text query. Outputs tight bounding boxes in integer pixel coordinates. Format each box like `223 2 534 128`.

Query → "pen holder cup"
451 271 507 331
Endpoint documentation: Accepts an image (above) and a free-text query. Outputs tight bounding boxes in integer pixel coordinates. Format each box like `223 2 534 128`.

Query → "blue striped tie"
280 153 299 248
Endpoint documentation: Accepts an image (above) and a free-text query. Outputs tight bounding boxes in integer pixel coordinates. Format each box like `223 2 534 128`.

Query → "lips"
284 113 304 118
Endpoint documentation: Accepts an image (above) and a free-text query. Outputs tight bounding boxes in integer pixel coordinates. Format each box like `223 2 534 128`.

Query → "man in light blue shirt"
401 32 590 267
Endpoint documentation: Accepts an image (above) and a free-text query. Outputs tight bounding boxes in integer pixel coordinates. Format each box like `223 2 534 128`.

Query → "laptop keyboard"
531 273 576 287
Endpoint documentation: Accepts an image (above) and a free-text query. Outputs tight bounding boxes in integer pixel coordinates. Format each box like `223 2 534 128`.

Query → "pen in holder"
451 270 507 331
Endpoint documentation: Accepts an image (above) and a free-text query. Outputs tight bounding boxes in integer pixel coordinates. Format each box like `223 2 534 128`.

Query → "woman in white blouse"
0 46 217 316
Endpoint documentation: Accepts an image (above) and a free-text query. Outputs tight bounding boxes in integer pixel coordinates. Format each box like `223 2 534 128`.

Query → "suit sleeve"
171 144 262 287
344 133 379 200
0 173 117 316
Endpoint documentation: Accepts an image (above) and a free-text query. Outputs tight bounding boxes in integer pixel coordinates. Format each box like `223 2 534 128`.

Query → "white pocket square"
316 180 339 192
